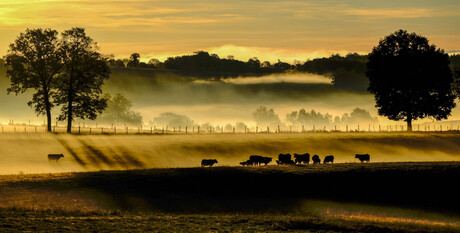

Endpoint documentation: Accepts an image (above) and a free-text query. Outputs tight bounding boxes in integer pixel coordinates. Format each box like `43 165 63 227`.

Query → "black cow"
294 153 310 164
240 160 253 166
312 154 321 164
260 157 273 165
355 154 370 163
201 159 218 167
48 154 64 161
324 155 334 164
277 153 295 165
249 155 264 165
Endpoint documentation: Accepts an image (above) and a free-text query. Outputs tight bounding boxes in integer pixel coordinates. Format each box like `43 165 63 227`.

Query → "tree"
96 93 142 126
55 27 110 133
151 112 195 128
5 28 62 132
367 30 455 131
127 53 140 67
252 106 281 127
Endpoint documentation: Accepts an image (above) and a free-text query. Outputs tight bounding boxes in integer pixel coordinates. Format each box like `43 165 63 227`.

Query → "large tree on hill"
5 28 62 132
367 30 455 131
54 27 110 133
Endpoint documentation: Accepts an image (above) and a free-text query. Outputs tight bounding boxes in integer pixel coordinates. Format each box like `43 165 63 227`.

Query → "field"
1 132 460 175
1 162 460 232
1 132 460 232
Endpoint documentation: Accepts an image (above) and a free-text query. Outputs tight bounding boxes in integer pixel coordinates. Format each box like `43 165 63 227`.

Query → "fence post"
346 125 348 132
245 126 247 133
267 126 269 133
102 128 104 134
90 127 91 134
185 126 188 134
302 125 304 132
256 126 258 133
440 125 442 132
79 126 81 134
313 125 315 132
198 126 200 134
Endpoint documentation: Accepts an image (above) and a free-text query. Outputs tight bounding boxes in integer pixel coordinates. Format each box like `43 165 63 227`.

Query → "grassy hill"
1 162 459 232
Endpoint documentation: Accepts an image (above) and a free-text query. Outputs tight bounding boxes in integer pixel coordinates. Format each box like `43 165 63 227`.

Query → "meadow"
1 132 460 232
0 162 459 232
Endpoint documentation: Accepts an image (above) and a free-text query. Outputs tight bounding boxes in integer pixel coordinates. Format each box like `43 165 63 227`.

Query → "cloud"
345 8 435 19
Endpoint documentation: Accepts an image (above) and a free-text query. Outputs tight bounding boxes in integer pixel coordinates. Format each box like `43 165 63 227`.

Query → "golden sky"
0 0 459 63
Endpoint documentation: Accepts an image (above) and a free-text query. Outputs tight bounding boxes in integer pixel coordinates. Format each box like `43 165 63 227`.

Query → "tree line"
2 28 460 132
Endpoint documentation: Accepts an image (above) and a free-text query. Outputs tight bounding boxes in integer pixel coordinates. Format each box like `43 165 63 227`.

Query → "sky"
0 0 459 63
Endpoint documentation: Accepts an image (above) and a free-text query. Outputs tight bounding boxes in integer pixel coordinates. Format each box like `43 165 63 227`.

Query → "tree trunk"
407 112 413 132
66 86 74 133
44 90 52 132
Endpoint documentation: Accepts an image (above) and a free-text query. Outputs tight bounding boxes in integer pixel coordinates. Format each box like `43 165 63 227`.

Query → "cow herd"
202 153 371 167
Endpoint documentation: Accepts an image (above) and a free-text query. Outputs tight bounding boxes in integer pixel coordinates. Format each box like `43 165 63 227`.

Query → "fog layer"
0 133 459 175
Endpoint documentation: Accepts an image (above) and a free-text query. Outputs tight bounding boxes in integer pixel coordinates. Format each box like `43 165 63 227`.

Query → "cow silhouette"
277 153 295 165
324 155 334 164
312 154 321 164
201 159 218 167
294 153 310 164
355 154 370 163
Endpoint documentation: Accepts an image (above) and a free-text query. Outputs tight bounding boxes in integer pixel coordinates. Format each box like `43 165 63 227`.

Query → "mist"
0 132 459 175
2 67 460 128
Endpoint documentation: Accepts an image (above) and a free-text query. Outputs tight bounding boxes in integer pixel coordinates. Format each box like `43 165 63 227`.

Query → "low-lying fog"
2 71 460 127
0 133 459 175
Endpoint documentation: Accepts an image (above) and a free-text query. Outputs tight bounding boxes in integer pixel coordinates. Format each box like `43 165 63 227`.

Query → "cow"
294 153 310 164
355 154 370 163
48 154 64 161
312 154 321 164
240 160 253 166
249 155 264 166
276 153 295 165
201 159 218 167
323 155 334 164
246 155 272 166
260 157 272 165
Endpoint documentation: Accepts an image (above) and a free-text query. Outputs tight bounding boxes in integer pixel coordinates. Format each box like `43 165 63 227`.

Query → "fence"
1 123 459 135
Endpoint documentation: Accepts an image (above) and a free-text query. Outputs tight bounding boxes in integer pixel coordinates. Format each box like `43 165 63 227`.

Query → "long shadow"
56 138 87 167
116 146 146 169
76 139 145 170
76 139 112 168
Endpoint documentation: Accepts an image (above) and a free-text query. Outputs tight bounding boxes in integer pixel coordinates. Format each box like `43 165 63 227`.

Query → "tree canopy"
54 27 110 133
367 29 455 131
5 28 62 131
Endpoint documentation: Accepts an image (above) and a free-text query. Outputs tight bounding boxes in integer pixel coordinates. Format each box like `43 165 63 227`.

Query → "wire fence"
1 123 459 135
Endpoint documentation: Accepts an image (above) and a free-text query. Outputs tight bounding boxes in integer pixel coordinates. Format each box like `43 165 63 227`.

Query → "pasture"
0 163 459 232
0 132 460 175
1 132 460 232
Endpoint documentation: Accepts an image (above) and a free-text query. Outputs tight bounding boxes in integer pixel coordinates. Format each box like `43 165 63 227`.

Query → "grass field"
1 132 460 174
1 162 459 232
